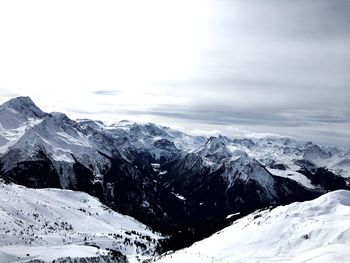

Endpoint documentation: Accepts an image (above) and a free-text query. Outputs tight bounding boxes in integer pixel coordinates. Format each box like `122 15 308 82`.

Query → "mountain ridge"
0 96 349 251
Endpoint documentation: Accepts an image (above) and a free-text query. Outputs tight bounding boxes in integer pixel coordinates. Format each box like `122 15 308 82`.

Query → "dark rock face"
269 163 287 170
299 168 349 191
160 154 321 221
71 155 106 202
0 150 61 188
99 153 187 231
153 138 177 150
295 159 317 172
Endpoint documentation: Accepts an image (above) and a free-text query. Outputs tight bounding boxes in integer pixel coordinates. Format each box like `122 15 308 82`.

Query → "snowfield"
266 168 316 189
156 190 350 263
0 181 162 263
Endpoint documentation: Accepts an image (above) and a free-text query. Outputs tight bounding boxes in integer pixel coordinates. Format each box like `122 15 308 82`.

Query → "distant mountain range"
0 96 349 257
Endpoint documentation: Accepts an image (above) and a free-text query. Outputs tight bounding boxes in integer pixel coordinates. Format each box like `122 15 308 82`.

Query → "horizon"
0 95 348 149
0 0 349 147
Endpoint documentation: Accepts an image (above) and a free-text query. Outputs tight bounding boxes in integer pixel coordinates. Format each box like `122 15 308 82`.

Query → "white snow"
0 181 162 262
228 137 350 181
151 163 161 172
0 244 110 263
221 156 277 197
267 168 316 189
225 212 240 219
171 192 186 201
0 118 43 154
156 190 350 263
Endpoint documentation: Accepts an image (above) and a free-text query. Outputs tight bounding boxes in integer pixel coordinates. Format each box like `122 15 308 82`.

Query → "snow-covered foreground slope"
0 181 162 263
156 190 350 263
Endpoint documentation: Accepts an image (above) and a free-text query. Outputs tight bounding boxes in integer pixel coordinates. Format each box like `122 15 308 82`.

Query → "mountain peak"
4 96 34 107
1 96 46 118
205 136 230 150
194 136 232 160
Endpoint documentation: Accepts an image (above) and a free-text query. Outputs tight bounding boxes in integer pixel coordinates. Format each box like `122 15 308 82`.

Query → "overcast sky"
0 0 349 147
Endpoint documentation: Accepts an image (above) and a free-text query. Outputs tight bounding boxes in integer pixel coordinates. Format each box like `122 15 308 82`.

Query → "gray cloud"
121 105 350 127
1 0 349 147
93 90 119 96
214 0 350 40
146 0 350 147
55 1 350 147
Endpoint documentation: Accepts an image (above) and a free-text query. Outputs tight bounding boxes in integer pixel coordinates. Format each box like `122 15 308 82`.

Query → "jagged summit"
0 96 47 129
1 96 46 117
194 136 232 160
3 95 34 106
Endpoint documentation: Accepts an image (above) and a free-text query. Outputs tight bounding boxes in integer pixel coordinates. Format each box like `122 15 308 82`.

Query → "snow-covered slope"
0 97 46 154
0 181 162 263
0 96 46 130
192 136 279 196
156 190 350 263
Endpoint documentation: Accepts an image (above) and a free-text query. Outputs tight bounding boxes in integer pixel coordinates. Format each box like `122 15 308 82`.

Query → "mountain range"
0 96 349 261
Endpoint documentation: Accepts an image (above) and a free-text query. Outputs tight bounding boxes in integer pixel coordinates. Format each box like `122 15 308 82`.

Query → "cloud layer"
0 0 349 146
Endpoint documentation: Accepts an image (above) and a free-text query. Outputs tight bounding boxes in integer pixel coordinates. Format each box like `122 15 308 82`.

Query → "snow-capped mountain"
230 136 350 179
156 190 350 263
0 96 47 130
0 96 349 250
0 180 162 263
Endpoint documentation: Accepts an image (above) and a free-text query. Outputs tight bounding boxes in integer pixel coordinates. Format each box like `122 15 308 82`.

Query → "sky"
0 0 349 147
